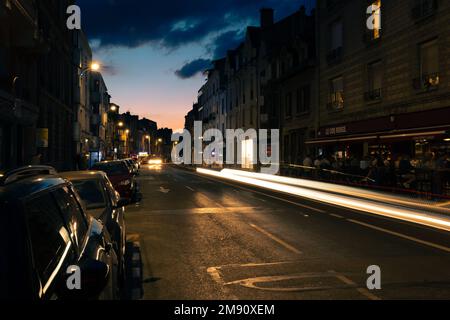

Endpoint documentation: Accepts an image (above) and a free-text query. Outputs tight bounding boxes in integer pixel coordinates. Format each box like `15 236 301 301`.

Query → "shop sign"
325 126 347 136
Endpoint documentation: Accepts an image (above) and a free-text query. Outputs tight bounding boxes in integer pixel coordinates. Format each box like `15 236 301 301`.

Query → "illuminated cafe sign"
325 126 347 136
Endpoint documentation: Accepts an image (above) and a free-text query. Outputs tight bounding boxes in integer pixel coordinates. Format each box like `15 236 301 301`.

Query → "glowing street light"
80 61 101 77
118 121 124 127
110 105 117 112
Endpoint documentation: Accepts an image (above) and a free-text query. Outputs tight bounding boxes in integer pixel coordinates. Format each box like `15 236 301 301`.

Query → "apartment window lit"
329 77 344 109
366 61 383 101
416 39 439 90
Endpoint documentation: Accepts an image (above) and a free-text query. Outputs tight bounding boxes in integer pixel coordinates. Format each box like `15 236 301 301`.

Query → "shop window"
414 39 439 90
328 77 344 110
365 61 383 101
241 139 254 169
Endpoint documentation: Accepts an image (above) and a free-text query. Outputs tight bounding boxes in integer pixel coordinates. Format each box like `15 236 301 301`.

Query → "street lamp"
80 61 101 77
91 62 100 72
118 121 124 127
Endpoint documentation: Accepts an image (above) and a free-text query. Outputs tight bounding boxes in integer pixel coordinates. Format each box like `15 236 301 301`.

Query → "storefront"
306 107 450 161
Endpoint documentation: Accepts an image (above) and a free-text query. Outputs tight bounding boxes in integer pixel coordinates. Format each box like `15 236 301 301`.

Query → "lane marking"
249 223 302 255
185 185 195 192
212 261 302 269
207 267 239 300
207 267 224 285
330 213 344 219
331 271 381 301
347 219 450 253
224 273 352 293
158 186 170 194
196 173 325 214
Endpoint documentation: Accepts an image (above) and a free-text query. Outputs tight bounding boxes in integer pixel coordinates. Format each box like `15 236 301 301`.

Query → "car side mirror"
59 259 110 299
80 259 110 298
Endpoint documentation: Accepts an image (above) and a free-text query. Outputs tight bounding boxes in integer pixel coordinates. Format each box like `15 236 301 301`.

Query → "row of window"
328 38 439 110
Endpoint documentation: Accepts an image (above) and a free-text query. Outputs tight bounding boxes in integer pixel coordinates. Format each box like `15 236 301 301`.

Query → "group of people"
299 152 450 195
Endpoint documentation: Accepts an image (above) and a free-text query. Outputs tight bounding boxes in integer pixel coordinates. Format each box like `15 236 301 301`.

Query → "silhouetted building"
0 0 78 171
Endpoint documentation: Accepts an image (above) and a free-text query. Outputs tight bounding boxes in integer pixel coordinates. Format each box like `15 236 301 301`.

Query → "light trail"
221 169 450 216
197 168 450 232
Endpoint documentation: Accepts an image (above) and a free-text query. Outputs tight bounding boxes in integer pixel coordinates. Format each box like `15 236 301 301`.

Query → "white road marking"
185 185 195 192
330 213 344 219
249 223 302 255
206 267 238 300
347 219 450 253
331 271 381 301
158 186 170 194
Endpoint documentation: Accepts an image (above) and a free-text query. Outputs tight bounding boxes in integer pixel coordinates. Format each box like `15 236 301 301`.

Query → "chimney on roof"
260 8 274 28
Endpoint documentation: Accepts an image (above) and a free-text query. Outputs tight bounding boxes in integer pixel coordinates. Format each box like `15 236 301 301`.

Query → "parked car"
124 159 139 175
91 161 137 201
60 171 127 287
0 166 120 300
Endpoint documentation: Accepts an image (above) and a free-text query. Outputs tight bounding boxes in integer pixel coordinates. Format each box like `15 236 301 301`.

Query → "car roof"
0 175 68 201
60 171 107 181
93 160 125 166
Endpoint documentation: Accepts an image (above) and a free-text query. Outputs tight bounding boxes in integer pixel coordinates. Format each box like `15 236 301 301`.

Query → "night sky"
77 0 314 130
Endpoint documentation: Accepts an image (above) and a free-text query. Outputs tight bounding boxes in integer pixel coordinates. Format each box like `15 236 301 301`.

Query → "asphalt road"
124 164 450 300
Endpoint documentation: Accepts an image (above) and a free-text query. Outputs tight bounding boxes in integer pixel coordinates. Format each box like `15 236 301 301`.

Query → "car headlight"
119 179 131 186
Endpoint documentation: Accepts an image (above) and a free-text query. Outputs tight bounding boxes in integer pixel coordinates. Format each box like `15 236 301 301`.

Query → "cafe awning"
305 125 450 146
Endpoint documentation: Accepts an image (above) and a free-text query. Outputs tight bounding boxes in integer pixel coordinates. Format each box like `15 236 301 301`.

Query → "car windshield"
92 162 128 175
72 180 106 210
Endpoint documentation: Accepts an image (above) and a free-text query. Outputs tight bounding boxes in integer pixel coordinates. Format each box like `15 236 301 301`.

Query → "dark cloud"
77 0 313 79
174 59 212 79
211 30 245 59
77 0 307 49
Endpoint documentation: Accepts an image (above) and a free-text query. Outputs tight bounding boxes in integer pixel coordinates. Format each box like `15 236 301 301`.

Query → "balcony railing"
412 0 438 20
326 47 343 66
327 92 344 110
364 88 382 101
413 73 440 91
